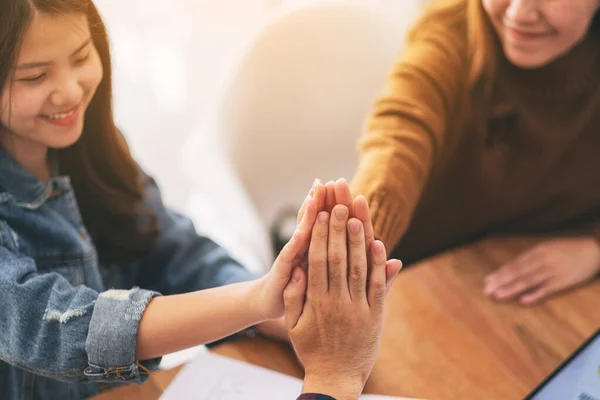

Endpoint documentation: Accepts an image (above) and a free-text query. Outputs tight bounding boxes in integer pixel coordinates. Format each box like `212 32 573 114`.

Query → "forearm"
351 152 420 251
136 279 263 360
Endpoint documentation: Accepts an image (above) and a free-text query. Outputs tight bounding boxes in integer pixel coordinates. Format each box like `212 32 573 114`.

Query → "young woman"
352 0 600 305
0 1 402 399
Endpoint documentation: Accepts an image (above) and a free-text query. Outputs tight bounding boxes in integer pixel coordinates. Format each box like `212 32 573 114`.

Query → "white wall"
94 0 423 211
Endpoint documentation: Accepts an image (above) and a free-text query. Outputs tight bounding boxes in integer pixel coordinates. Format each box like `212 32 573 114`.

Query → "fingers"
519 282 557 305
313 180 327 216
325 181 336 213
368 241 387 311
297 180 325 225
274 197 318 280
490 270 551 301
353 195 375 249
308 212 330 295
328 205 349 296
284 268 307 331
347 218 367 300
385 259 403 294
483 248 542 295
334 178 353 212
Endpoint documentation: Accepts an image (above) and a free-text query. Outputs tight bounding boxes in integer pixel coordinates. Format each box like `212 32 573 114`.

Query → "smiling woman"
0 0 157 262
350 0 600 305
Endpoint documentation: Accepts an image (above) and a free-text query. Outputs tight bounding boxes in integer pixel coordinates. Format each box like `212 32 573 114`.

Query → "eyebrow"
16 38 92 70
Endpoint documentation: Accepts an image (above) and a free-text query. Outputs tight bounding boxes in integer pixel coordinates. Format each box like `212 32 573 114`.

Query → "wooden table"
95 236 600 400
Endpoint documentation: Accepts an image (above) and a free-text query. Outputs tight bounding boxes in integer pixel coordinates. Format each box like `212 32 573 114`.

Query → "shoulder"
404 12 468 72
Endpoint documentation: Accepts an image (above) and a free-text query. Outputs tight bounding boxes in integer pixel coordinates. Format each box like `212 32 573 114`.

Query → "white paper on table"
160 352 418 400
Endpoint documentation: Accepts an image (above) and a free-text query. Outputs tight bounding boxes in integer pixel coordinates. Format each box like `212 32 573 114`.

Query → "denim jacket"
0 147 256 400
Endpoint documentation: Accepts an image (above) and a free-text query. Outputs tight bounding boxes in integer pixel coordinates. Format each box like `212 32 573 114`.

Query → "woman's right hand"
284 205 401 400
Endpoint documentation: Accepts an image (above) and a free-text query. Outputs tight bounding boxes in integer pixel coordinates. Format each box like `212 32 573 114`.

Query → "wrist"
302 372 364 400
256 319 290 343
247 277 269 323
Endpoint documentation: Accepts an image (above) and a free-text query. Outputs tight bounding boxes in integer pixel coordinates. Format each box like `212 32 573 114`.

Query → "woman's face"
0 11 103 151
482 0 600 68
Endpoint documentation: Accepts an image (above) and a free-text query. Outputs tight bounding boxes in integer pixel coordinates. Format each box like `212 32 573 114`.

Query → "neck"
0 129 52 182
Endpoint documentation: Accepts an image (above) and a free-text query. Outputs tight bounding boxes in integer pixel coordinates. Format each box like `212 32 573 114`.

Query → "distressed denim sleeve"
0 244 160 383
134 176 258 295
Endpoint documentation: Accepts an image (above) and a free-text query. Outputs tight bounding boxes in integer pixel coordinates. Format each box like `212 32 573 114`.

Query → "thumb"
283 268 307 332
385 259 403 294
275 197 319 277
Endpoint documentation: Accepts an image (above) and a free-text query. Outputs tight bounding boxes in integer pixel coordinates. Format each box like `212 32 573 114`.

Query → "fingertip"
291 267 303 283
347 218 362 234
391 259 403 273
373 240 385 255
390 258 403 267
354 196 371 218
311 178 320 191
520 296 535 306
332 204 349 220
483 286 494 296
318 211 330 224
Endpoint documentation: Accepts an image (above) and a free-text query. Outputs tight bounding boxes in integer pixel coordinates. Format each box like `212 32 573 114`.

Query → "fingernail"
336 177 347 184
374 241 384 254
292 268 302 283
334 206 348 219
312 179 319 190
318 212 329 224
348 220 360 233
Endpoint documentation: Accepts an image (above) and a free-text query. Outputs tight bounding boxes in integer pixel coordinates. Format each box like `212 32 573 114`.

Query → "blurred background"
94 0 424 276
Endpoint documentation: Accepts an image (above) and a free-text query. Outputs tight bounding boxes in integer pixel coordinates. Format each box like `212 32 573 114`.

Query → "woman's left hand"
483 237 600 305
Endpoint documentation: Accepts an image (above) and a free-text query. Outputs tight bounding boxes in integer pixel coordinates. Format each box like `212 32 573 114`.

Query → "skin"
0 12 103 180
482 0 600 68
285 207 397 400
484 237 600 305
481 0 600 303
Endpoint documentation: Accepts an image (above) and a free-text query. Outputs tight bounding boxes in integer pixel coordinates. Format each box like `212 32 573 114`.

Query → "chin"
46 126 85 150
504 48 556 69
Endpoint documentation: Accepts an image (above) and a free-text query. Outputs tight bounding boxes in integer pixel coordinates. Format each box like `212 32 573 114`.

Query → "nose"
49 75 83 110
505 0 542 25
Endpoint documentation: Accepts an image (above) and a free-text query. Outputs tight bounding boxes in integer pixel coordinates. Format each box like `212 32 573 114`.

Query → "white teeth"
47 108 76 120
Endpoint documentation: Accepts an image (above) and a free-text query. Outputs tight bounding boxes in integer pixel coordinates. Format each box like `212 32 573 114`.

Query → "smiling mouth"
41 105 79 121
503 22 554 40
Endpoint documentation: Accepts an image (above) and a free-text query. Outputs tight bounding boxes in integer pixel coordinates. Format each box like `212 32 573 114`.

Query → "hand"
284 205 402 400
254 182 325 320
483 237 600 305
296 178 403 289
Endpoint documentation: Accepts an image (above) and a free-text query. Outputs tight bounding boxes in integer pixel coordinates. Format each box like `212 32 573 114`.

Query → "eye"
75 53 90 65
19 74 46 83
